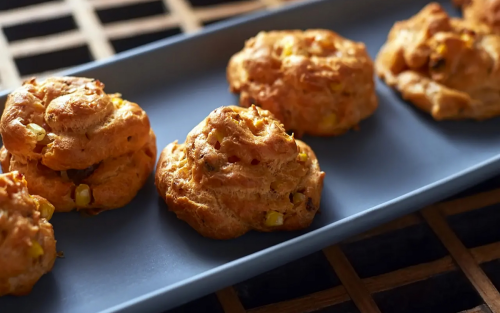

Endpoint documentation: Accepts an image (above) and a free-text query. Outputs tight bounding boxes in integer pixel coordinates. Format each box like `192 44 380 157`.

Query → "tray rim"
2 0 500 312
103 155 500 313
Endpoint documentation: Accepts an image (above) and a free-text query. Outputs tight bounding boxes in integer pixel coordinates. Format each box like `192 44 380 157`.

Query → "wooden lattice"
210 185 500 313
0 0 297 91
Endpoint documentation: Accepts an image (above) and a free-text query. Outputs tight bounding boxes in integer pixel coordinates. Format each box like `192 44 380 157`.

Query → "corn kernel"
281 39 294 57
75 184 91 207
37 198 55 221
29 240 44 258
265 211 284 227
292 192 306 205
254 119 264 128
298 152 308 162
112 97 123 107
26 123 46 141
330 82 343 92
214 130 224 143
461 34 474 48
33 101 44 110
436 43 447 55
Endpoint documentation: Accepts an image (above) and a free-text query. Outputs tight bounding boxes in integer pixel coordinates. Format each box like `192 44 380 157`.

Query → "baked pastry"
155 105 325 239
454 0 500 33
227 29 378 137
376 3 500 120
0 77 157 214
0 171 56 296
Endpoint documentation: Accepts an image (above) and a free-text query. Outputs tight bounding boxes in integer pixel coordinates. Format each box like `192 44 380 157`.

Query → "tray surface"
2 0 500 312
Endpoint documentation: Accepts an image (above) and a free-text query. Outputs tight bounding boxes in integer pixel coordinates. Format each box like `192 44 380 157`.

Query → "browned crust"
0 171 56 296
375 2 500 120
155 105 325 240
227 29 378 137
457 0 500 33
0 77 157 213
0 131 156 213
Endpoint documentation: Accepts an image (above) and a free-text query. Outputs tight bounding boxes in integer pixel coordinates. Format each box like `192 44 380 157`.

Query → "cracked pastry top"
227 29 378 137
0 77 157 214
454 0 500 33
375 3 500 120
0 171 56 296
155 105 325 239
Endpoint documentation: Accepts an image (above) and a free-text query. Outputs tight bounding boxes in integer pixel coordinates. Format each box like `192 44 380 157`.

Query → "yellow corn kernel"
461 34 474 48
320 113 338 128
214 130 224 143
33 101 45 110
75 184 91 207
265 211 284 227
436 43 447 55
281 39 294 57
298 152 308 162
254 119 264 128
26 123 46 141
38 199 55 221
112 97 123 107
292 192 306 205
329 82 343 92
29 240 44 258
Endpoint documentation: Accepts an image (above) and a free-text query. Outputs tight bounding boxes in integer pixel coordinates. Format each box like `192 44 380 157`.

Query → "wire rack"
2 1 500 313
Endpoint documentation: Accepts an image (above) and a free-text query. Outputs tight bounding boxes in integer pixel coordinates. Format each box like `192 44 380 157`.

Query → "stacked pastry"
0 77 157 214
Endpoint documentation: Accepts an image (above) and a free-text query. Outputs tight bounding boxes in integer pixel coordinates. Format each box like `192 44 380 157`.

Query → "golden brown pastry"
227 29 378 137
0 77 157 214
376 3 500 120
155 105 325 239
454 0 500 33
0 171 56 296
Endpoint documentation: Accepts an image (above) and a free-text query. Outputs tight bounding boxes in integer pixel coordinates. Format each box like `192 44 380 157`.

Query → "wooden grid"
3 1 500 312
209 187 500 313
0 0 297 91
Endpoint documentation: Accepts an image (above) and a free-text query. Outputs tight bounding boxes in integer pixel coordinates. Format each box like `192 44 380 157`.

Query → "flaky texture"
0 77 157 213
0 171 56 296
155 105 325 239
376 3 500 120
227 29 378 137
454 0 500 33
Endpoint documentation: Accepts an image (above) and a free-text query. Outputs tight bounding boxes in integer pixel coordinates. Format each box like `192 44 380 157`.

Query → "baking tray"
2 0 500 312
